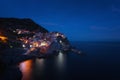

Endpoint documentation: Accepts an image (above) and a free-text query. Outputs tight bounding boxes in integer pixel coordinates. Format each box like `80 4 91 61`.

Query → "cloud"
90 26 109 30
90 26 120 31
40 22 64 27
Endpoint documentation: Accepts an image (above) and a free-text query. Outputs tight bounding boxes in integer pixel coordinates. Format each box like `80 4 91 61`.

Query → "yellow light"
40 42 48 47
25 40 28 43
30 48 35 51
33 42 39 47
0 36 8 43
19 60 32 80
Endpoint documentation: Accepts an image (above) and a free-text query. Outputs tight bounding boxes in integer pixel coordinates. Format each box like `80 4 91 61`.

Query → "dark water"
20 42 120 80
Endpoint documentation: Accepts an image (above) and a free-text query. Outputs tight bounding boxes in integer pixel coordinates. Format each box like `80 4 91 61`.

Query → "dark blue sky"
0 0 120 41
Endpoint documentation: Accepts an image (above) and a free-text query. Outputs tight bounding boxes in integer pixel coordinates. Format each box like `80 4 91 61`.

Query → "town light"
22 44 25 48
40 42 48 47
30 45 32 48
0 36 8 43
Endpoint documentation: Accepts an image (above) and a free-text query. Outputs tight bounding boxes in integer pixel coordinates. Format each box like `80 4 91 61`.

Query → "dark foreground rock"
0 48 36 80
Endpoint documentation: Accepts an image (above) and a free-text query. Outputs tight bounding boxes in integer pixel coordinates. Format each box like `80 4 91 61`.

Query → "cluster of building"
0 28 81 55
17 29 68 54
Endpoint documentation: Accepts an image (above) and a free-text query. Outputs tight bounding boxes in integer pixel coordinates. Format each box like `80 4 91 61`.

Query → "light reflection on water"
19 52 66 80
55 52 66 72
35 58 45 73
35 58 44 68
19 60 33 80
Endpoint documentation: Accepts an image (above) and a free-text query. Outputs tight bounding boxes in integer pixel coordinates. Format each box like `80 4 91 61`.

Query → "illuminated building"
0 35 8 43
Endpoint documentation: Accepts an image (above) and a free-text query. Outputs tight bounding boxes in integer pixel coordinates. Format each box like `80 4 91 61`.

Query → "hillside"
0 18 48 48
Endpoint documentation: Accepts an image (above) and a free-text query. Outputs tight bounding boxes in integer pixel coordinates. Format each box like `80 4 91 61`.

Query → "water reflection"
35 58 45 73
19 60 33 80
19 52 66 80
55 51 66 72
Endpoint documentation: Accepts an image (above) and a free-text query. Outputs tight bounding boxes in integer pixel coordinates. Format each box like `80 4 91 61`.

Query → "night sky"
0 0 120 41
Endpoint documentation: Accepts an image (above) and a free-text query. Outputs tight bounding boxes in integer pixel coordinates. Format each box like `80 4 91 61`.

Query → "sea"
20 41 120 80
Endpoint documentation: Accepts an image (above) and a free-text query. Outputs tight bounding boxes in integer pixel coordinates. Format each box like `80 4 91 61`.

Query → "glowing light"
0 36 8 43
61 35 66 38
36 59 44 69
13 30 16 32
18 31 22 34
19 60 33 80
18 31 69 54
40 42 48 47
56 33 59 36
32 42 39 47
22 44 25 48
30 45 32 48
58 51 64 62
55 51 66 72
59 40 62 43
30 48 35 51
25 40 28 43
33 59 45 76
